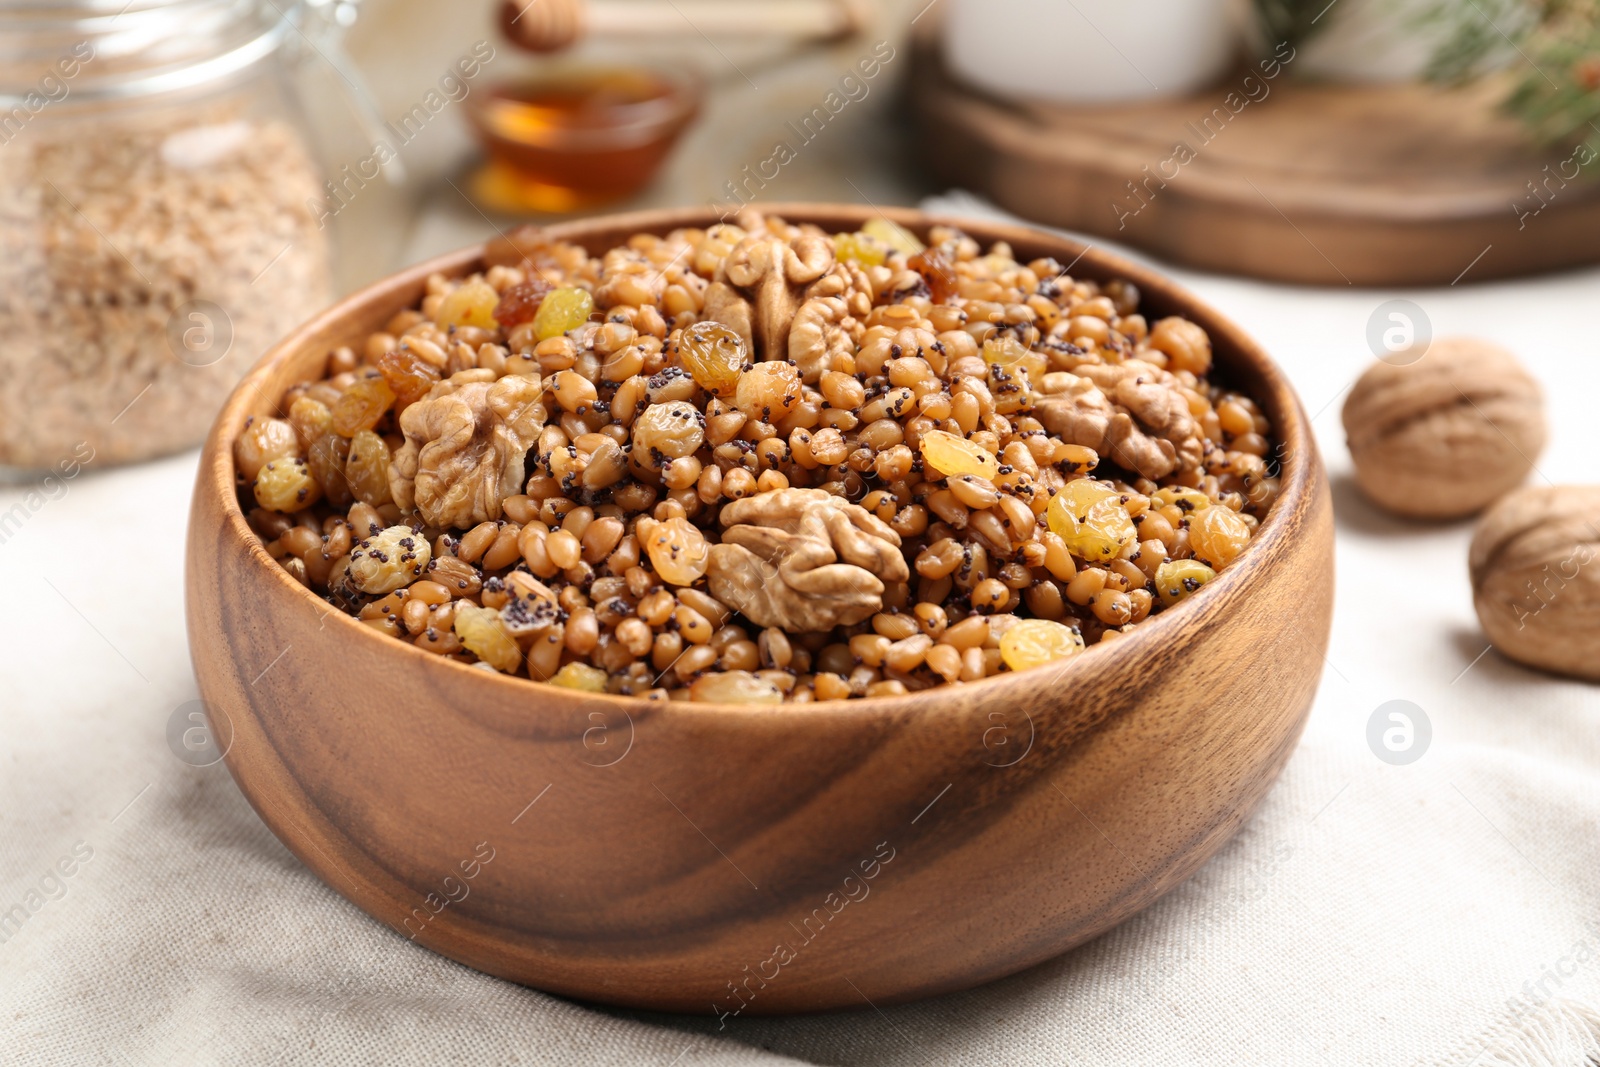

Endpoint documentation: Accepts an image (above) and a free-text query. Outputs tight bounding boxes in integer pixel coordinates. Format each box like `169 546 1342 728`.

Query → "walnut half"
388 372 546 528
717 231 834 361
706 488 909 632
788 261 871 382
1034 360 1203 480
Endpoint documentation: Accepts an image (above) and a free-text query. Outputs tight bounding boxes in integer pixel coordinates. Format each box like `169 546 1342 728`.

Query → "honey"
466 67 700 214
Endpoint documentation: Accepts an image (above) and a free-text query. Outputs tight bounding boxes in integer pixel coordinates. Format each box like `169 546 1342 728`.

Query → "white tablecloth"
3 194 1598 1066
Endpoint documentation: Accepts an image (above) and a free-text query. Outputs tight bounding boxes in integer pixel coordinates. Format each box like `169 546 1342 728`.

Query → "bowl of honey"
465 65 702 214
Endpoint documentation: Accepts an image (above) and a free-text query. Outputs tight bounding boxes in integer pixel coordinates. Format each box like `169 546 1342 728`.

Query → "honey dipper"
499 0 864 53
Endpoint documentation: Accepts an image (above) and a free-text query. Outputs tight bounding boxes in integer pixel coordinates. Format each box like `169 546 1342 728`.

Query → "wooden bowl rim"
199 202 1316 718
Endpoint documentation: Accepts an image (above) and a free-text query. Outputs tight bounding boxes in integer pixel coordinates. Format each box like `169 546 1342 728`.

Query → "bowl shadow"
1329 472 1471 538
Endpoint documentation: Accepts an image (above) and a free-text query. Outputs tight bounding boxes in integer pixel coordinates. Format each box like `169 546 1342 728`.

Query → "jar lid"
0 0 336 104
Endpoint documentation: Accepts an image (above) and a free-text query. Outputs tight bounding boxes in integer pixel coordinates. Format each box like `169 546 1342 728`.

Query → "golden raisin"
532 286 595 341
1046 480 1135 562
307 433 352 510
550 661 608 691
833 231 887 268
908 248 957 303
347 525 430 595
374 347 441 409
345 429 392 507
632 401 705 462
254 457 321 513
999 618 1086 672
675 320 746 397
734 361 801 421
234 417 298 480
435 279 499 330
1154 558 1217 607
286 397 333 450
982 335 1045 380
920 429 1000 481
863 217 924 255
644 516 710 586
330 376 395 437
454 603 523 672
1187 505 1252 570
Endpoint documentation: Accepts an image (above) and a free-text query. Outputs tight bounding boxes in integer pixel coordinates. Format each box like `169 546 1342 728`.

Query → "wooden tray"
908 32 1600 286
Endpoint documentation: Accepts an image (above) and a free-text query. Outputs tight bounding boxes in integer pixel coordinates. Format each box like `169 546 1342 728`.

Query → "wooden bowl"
186 204 1333 1015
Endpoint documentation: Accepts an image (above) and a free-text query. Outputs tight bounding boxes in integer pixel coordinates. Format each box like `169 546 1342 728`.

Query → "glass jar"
0 0 405 475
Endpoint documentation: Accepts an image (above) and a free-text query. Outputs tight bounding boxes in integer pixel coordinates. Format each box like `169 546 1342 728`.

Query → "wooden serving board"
908 31 1600 286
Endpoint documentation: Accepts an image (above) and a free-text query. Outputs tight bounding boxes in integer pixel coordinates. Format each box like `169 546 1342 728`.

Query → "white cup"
941 0 1241 104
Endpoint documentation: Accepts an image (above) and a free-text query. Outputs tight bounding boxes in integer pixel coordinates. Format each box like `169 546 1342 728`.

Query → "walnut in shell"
1341 337 1546 520
706 488 909 632
1034 360 1203 481
388 372 546 528
1469 485 1600 681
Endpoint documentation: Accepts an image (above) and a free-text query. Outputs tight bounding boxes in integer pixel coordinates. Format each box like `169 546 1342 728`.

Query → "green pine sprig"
1249 0 1600 158
1412 0 1600 158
